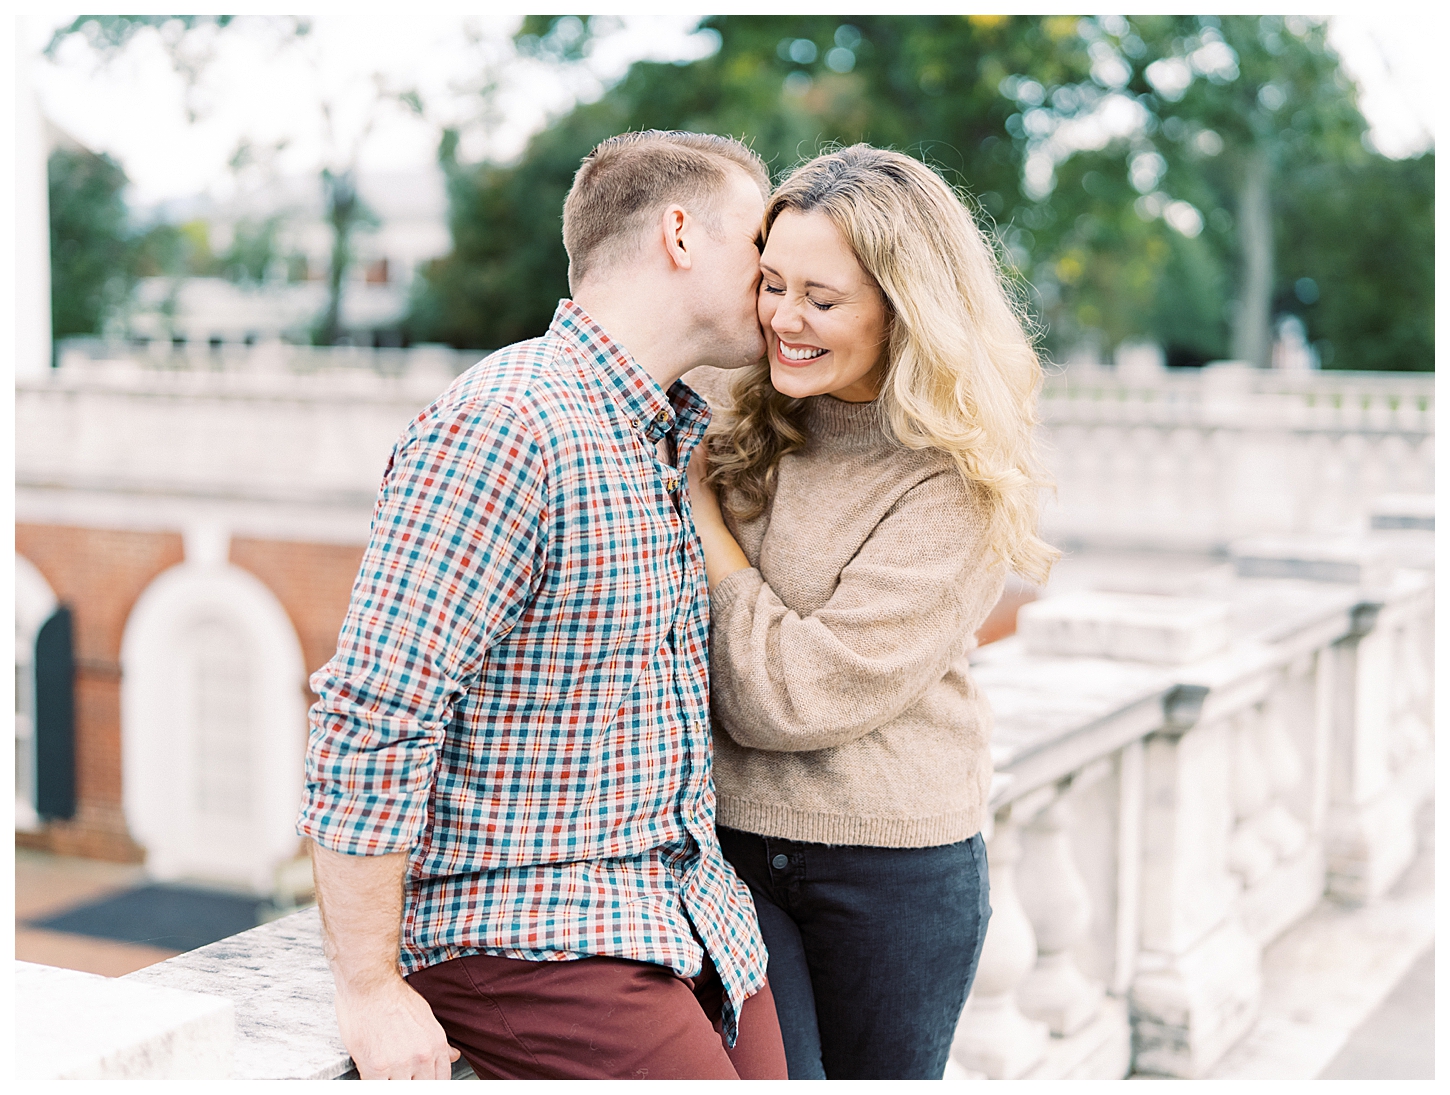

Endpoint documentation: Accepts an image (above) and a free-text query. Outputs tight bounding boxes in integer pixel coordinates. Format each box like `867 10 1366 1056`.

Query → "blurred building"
14 345 476 892
126 167 450 348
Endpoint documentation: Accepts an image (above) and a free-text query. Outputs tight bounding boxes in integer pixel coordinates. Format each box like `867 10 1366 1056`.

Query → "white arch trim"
16 554 58 641
15 555 58 833
121 558 308 894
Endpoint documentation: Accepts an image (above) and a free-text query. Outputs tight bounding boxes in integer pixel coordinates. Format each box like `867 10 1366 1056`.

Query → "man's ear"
659 204 692 271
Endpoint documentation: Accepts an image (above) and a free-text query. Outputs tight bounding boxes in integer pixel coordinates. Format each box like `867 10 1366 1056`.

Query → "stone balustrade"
20 531 1429 1080
1039 364 1434 552
21 357 1432 557
946 533 1433 1080
17 353 461 546
55 335 483 381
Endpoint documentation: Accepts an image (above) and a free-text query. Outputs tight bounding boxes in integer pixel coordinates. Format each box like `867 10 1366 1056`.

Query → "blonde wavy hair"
705 144 1059 585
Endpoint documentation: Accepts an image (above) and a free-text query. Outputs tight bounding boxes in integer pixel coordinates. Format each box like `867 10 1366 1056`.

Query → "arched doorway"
120 546 308 894
15 555 60 832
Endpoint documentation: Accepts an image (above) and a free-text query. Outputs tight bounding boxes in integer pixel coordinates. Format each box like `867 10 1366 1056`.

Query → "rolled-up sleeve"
298 400 548 856
709 471 993 753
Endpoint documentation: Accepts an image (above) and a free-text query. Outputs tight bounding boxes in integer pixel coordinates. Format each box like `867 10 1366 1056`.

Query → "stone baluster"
952 802 1049 1080
1130 685 1261 1078
1016 784 1105 1038
1255 687 1309 860
1226 707 1277 887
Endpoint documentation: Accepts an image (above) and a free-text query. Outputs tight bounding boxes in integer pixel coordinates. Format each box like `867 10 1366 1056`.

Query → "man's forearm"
308 842 459 1079
311 842 409 990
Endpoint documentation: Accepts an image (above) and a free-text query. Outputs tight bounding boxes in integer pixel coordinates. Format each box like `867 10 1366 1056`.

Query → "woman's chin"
769 360 827 399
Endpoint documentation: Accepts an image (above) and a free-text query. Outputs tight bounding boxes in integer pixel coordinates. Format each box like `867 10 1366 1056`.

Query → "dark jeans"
717 825 991 1080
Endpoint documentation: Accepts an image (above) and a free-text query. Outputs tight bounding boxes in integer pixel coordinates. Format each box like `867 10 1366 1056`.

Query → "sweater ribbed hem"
716 796 983 849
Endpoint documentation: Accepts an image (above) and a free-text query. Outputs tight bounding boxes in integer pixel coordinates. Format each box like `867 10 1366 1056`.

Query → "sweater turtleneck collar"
800 393 891 451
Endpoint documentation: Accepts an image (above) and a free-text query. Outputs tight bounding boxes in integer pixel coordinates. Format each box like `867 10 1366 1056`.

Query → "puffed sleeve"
709 469 996 752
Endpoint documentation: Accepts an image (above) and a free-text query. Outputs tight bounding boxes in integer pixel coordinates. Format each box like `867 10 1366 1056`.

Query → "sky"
21 10 1438 211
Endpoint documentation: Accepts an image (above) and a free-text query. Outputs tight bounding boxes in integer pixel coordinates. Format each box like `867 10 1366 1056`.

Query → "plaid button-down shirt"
298 300 767 1043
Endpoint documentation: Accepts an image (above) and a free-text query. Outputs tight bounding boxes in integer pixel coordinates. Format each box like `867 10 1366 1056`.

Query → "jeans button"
771 854 789 869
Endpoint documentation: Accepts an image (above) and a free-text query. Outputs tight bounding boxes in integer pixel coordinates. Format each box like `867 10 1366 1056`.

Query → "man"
297 131 787 1080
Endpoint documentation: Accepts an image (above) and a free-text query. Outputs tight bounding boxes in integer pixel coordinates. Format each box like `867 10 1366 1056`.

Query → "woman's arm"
704 469 999 754
686 448 750 590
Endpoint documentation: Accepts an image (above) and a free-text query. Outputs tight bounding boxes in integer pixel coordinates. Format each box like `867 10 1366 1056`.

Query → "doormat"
28 883 267 952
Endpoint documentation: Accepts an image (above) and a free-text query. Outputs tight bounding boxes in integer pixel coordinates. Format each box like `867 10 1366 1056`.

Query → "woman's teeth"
779 342 827 362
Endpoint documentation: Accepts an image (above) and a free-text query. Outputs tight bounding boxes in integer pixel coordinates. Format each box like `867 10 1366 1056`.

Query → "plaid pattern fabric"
298 300 767 1044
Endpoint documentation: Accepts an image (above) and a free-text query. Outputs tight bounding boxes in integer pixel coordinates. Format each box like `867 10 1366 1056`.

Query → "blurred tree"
1275 150 1433 371
45 15 244 122
392 15 1435 371
411 14 1093 349
47 146 134 339
44 15 415 345
219 215 287 284
987 15 1426 369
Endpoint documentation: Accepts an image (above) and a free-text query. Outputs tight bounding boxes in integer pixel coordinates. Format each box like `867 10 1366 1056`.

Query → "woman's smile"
776 337 828 364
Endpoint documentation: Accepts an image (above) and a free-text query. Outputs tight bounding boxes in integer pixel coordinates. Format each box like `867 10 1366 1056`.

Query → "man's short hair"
563 130 769 290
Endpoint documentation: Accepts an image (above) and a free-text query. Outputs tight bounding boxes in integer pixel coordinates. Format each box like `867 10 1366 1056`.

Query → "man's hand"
310 842 462 1080
336 976 460 1080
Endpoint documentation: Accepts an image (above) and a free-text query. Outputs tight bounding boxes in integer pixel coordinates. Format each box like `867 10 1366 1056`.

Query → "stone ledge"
16 960 233 1079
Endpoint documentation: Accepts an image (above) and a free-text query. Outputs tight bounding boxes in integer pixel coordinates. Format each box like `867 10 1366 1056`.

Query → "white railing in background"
54 336 485 380
946 532 1433 1080
1038 364 1434 552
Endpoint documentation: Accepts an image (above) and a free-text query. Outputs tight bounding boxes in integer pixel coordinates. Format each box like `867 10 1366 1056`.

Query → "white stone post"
17 25 53 377
1226 707 1277 887
1129 685 1261 1078
952 802 1049 1080
1324 601 1416 902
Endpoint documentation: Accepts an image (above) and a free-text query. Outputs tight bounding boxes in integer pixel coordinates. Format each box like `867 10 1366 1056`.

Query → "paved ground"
1318 944 1434 1080
1207 799 1435 1081
15 848 179 975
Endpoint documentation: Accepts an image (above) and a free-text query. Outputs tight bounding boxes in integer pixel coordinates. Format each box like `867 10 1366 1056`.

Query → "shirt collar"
550 299 708 445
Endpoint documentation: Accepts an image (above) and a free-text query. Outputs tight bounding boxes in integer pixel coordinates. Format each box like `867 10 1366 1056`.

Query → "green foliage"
1277 151 1434 371
415 14 1431 370
48 147 135 339
220 215 287 283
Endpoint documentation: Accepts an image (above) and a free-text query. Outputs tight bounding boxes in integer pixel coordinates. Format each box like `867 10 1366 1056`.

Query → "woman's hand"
687 447 750 590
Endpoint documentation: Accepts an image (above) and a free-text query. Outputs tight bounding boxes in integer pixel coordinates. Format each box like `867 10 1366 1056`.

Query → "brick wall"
15 525 369 863
228 538 366 701
16 524 185 861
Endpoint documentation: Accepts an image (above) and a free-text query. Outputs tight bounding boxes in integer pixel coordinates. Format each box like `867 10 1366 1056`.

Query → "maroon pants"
407 951 788 1080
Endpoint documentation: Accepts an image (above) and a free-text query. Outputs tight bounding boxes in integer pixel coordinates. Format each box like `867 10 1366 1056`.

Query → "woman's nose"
771 297 804 334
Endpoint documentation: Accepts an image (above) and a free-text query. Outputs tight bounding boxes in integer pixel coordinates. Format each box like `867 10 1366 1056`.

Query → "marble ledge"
16 960 233 1080
123 905 352 1081
974 637 1175 769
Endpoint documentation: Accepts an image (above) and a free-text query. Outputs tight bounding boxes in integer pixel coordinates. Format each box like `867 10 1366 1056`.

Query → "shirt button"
655 410 669 422
771 854 789 870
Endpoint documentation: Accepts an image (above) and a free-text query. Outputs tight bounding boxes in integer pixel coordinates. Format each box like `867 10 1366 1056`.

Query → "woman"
685 145 1058 1080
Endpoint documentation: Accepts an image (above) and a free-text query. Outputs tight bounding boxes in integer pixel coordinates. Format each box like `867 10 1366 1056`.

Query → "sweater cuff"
710 565 762 619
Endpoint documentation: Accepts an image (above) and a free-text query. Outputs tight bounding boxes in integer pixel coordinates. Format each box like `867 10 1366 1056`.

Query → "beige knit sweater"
687 368 1006 848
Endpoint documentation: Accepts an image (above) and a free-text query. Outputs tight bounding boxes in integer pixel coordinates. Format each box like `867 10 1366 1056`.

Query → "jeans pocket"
972 831 992 928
